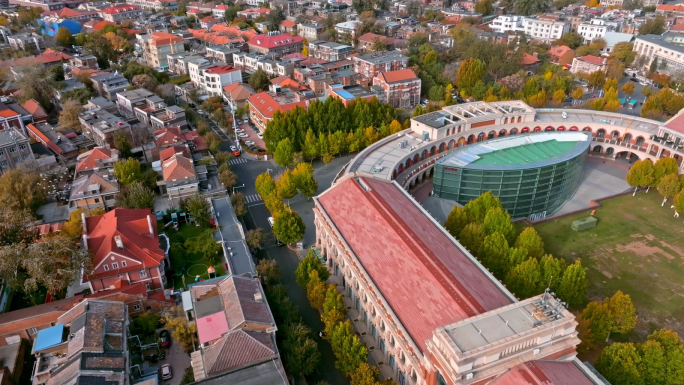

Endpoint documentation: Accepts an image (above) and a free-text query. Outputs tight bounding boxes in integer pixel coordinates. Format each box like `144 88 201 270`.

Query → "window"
19 144 26 150
133 304 141 311
437 372 447 385
8 147 15 153
140 269 147 277
112 262 118 269
122 261 127 267
146 283 151 291
28 327 37 335
103 264 109 271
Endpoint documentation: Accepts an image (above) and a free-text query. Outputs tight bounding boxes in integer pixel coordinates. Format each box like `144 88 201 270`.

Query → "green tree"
303 129 320 162
351 363 380 385
626 159 655 195
612 42 637 65
459 223 485 255
219 168 238 191
275 137 295 167
505 257 542 299
230 192 247 217
474 0 493 15
116 183 155 210
444 206 471 237
295 249 330 287
330 321 368 377
277 169 298 205
56 26 73 47
457 58 486 96
57 99 84 133
282 322 320 376
184 229 222 264
363 126 379 147
606 290 637 335
83 32 117 68
540 254 565 292
464 191 502 223
556 260 587 306
639 340 667 385
113 132 132 159
482 207 516 244
639 16 666 35
478 232 510 278
622 82 636 96
653 157 679 186
292 162 318 200
306 269 327 309
657 174 681 205
248 68 270 91
0 169 46 213
273 209 305 244
582 300 614 343
182 194 212 228
255 172 277 197
113 158 142 186
647 329 684 385
595 343 643 385
514 227 545 260
507 247 528 271
130 311 160 339
572 86 584 100
587 70 606 89
169 243 187 271
558 32 583 49
246 228 265 250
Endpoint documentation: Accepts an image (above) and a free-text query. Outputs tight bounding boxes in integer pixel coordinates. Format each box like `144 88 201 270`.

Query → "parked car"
235 128 245 133
230 145 240 156
161 364 172 380
238 133 249 138
249 145 258 152
245 141 255 146
159 330 171 349
256 133 263 139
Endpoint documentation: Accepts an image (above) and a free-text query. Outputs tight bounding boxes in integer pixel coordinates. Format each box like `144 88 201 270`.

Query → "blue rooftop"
335 89 355 100
34 324 64 351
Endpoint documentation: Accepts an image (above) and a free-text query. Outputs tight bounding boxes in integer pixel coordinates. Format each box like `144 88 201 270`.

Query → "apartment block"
523 15 570 43
137 31 185 70
352 51 409 80
0 128 33 175
373 69 421 109
308 41 354 61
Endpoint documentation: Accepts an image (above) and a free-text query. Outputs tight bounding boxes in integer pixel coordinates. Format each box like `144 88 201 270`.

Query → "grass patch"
521 192 684 340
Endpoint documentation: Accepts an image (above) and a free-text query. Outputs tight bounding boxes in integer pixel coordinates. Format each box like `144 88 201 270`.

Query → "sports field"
521 191 684 340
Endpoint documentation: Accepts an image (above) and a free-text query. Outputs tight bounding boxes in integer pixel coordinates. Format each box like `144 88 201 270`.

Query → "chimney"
254 292 263 302
114 235 124 250
81 211 88 235
147 215 154 235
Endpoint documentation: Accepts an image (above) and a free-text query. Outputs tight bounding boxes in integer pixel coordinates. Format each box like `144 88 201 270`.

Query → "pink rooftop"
197 312 229 344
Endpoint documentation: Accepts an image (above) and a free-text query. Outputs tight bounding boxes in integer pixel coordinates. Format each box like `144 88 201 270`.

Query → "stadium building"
432 132 592 219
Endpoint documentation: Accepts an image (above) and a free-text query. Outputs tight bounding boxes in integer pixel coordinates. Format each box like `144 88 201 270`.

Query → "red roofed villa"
373 68 421 108
247 32 303 57
570 54 607 74
247 91 308 132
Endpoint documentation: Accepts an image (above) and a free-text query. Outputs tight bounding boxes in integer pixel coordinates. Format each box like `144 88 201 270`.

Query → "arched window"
636 137 644 146
597 129 606 138
623 133 632 143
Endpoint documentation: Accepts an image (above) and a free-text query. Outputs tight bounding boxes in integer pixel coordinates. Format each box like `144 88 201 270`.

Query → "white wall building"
522 16 570 43
489 15 526 34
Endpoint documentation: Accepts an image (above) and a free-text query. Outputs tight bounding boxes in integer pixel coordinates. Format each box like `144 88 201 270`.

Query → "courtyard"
521 191 684 340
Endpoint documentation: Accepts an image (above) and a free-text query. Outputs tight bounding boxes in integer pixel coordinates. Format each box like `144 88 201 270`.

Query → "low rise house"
299 21 325 40
126 0 178 11
160 150 199 204
68 171 119 212
26 122 78 160
308 41 353 61
91 72 131 101
222 83 255 110
99 4 142 22
549 45 575 66
352 50 409 80
137 31 185 70
232 52 294 77
21 99 48 123
247 32 304 58
198 65 242 97
79 109 132 147
571 54 607 73
357 33 396 51
0 297 79 347
74 147 120 177
7 33 46 53
0 128 33 175
372 69 420 108
247 89 308 132
335 20 360 42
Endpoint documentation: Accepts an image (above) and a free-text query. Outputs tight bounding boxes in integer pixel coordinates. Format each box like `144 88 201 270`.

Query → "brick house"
98 4 142 22
549 45 576 66
357 33 396 51
570 55 607 74
247 32 303 58
247 91 308 132
82 208 167 295
0 297 78 346
352 51 409 80
373 69 421 108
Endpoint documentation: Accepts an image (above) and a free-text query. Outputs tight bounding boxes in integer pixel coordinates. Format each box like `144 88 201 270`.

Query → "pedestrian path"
229 157 248 165
245 194 263 204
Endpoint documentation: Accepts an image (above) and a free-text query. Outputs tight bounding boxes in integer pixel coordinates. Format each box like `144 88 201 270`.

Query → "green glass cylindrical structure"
432 132 591 219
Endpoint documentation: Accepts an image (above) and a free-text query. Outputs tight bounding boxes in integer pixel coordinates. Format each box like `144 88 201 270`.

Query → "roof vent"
114 235 124 250
254 292 263 302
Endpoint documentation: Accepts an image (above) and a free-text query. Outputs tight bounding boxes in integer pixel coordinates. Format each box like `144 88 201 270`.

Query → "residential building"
299 21 325 40
212 3 229 18
279 19 296 33
247 89 308 132
116 88 156 117
160 149 199 204
79 109 132 147
0 128 33 175
335 20 360 43
222 82 255 110
0 109 26 135
352 51 409 80
74 147 120 177
578 19 613 42
91 72 130 101
8 0 64 11
68 171 119 212
188 275 285 383
167 53 205 75
205 45 240 64
137 31 185 70
68 54 98 70
308 41 354 61
83 208 167 293
314 175 605 385
247 32 304 57
601 31 635 53
373 69 421 108
54 79 86 101
633 33 684 74
198 65 242 97
489 15 526 34
549 45 576 66
357 33 396 51
21 99 48 123
521 52 542 73
98 4 142 22
26 122 78 160
200 16 220 29
125 0 178 11
236 7 270 19
7 33 46 53
571 54 608 73
0 297 79 347
232 52 294 77
30 300 128 385
328 83 381 107
523 15 570 43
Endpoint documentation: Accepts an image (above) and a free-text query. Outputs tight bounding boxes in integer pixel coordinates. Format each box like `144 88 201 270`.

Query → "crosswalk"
229 158 248 165
245 194 263 204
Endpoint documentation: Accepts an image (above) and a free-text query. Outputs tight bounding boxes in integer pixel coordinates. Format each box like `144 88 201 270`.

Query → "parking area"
234 121 266 151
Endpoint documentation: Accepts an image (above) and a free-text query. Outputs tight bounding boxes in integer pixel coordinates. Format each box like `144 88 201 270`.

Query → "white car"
245 141 255 146
230 145 237 152
161 364 172 380
256 133 263 139
235 128 245 133
238 133 249 138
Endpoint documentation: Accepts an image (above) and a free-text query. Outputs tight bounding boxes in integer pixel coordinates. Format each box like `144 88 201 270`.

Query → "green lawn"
521 192 684 340
159 222 226 289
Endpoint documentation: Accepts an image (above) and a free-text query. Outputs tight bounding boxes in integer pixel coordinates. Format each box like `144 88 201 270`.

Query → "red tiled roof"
521 52 541 65
247 92 307 120
247 33 303 50
155 126 185 147
203 329 276 375
549 45 573 57
205 65 239 74
41 7 90 17
100 4 141 14
86 281 147 299
0 297 79 335
27 123 62 154
22 99 48 119
162 154 196 181
159 145 189 161
358 32 395 45
213 4 229 9
664 110 684 134
201 16 219 22
183 131 208 151
150 31 183 47
84 209 164 281
76 147 113 172
187 8 201 13
489 361 595 385
377 68 418 83
576 55 605 66
0 109 20 118
657 4 684 12
317 177 511 353
282 52 307 60
280 20 296 28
